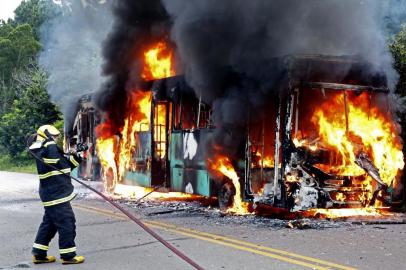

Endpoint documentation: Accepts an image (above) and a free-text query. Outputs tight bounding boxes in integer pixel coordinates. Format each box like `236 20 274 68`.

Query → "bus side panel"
123 132 152 187
170 130 214 197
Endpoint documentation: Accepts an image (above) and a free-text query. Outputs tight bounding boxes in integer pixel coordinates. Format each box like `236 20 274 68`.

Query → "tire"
218 181 235 211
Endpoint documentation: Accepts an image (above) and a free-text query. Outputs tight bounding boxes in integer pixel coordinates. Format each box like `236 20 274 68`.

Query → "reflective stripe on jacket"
30 139 82 207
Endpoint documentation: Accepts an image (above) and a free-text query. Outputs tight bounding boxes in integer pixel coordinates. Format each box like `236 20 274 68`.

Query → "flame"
142 42 175 80
334 192 347 202
309 92 404 206
305 207 393 219
253 152 275 168
134 92 152 132
114 184 202 201
117 91 152 180
96 136 118 189
208 156 250 214
96 91 152 184
154 103 167 158
293 138 318 152
293 138 304 147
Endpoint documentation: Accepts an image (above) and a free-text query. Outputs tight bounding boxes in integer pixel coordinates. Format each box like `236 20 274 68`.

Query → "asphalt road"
0 171 405 270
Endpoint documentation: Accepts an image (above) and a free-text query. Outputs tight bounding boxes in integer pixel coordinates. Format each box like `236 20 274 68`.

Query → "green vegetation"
0 154 36 174
0 0 61 173
391 25 406 146
391 24 406 96
14 0 51 38
0 23 41 114
391 25 406 206
0 68 60 156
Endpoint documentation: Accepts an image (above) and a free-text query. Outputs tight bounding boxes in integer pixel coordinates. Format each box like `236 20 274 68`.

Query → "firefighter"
29 125 85 264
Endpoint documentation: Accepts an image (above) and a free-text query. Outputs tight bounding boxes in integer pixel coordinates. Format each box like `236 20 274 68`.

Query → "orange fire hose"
26 134 205 270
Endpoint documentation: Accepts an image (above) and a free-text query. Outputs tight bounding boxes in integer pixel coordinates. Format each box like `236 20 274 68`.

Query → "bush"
0 152 36 174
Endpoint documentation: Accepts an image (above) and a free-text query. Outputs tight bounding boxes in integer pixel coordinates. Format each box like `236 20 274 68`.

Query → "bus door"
151 101 171 186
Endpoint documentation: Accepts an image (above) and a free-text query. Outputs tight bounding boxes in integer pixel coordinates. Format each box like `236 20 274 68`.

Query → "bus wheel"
218 182 235 211
103 167 116 193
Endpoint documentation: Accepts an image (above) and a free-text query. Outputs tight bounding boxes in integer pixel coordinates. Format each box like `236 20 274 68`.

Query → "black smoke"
161 0 399 158
98 0 400 159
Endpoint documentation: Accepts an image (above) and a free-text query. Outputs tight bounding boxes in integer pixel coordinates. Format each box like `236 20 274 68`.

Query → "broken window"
173 94 213 130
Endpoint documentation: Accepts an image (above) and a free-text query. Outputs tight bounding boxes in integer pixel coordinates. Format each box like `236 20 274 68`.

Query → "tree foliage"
0 24 41 80
14 0 52 38
0 68 61 157
0 22 41 115
0 0 62 159
390 24 406 96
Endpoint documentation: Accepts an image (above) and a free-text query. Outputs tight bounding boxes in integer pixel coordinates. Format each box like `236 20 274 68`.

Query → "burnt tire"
218 182 235 211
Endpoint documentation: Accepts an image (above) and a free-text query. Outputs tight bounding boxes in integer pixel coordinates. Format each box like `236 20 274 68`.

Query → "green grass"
0 154 36 174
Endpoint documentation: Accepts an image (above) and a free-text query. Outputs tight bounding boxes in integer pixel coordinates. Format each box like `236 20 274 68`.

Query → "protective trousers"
32 202 77 259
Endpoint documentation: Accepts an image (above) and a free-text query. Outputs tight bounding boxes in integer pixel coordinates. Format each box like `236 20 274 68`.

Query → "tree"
0 21 13 38
0 67 61 157
390 24 406 96
382 0 406 36
0 23 41 115
14 0 53 39
0 24 41 82
390 25 406 208
0 0 63 161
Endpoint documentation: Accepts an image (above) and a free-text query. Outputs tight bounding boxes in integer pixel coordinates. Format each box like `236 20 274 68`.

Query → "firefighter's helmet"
37 125 60 141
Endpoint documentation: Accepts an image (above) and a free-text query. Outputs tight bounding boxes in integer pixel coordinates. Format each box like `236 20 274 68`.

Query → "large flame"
293 92 404 218
311 92 404 204
120 91 151 180
208 156 250 215
142 42 175 80
97 91 152 183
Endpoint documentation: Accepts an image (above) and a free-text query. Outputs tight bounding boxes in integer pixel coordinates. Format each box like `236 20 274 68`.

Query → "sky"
0 0 23 21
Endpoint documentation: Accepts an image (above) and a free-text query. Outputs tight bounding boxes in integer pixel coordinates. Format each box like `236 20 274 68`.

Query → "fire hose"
26 134 205 270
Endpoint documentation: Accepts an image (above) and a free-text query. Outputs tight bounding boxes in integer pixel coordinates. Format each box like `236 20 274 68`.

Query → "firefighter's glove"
76 143 89 153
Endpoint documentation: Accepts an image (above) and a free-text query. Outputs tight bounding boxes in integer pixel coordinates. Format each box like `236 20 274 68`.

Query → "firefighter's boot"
61 255 85 265
32 255 56 264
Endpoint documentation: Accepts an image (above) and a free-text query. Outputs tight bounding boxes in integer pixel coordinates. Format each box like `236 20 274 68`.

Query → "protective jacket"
30 138 81 207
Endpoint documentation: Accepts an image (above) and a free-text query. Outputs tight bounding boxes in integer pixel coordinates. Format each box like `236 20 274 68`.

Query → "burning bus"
68 53 405 216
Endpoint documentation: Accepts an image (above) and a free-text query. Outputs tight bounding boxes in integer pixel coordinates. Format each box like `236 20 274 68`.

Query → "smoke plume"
161 0 400 157
97 0 402 158
39 0 113 129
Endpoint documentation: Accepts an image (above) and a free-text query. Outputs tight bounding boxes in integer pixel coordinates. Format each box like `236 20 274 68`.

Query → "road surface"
0 171 405 270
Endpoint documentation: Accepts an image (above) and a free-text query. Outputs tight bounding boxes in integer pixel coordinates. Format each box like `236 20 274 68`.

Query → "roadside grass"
0 154 36 174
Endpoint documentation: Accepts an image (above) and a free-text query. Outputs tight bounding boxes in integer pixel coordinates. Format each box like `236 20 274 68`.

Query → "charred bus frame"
67 55 405 211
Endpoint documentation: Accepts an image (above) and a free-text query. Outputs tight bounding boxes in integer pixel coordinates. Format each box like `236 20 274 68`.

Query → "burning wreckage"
67 52 405 217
